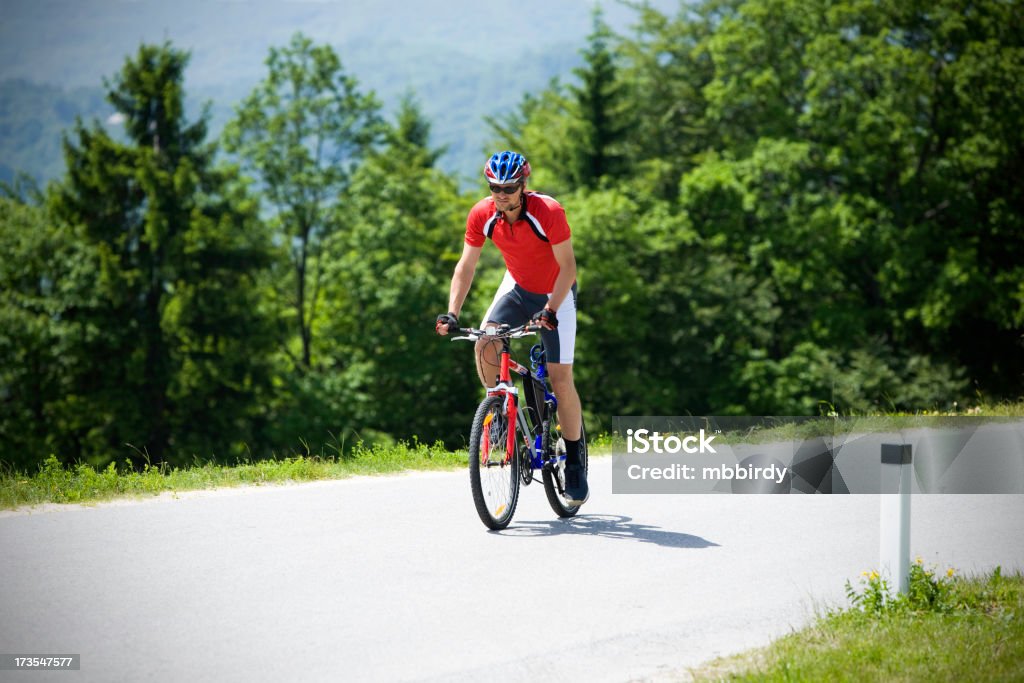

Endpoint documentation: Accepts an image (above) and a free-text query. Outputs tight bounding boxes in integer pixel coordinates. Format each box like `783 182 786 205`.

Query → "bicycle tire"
542 416 587 518
468 394 520 530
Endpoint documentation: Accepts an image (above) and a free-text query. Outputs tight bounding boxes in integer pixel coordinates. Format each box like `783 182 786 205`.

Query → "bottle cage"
529 343 546 371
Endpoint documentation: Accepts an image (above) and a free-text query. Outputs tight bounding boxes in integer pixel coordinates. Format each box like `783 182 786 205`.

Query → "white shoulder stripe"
483 214 499 239
524 211 548 242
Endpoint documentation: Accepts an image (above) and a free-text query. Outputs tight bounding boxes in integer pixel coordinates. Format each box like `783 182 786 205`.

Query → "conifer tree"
568 7 629 188
50 43 276 466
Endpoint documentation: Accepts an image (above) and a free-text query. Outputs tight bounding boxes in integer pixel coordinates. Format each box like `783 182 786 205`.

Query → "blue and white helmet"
484 150 531 184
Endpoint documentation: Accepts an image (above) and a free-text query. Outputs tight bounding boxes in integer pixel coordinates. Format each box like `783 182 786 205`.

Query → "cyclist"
435 150 588 505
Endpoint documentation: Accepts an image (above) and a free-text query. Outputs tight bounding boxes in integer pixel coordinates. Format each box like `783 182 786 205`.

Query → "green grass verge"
691 565 1024 682
0 441 613 510
0 440 467 510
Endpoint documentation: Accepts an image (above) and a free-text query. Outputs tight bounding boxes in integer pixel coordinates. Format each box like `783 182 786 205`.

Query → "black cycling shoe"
563 462 589 506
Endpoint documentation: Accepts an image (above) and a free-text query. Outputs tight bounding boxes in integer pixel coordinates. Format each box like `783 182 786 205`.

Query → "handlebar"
448 323 542 341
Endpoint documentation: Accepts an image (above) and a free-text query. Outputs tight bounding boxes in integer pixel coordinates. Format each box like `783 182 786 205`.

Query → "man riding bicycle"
435 150 588 506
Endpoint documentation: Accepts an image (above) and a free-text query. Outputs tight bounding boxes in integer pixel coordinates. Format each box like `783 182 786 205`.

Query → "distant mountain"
0 0 681 186
0 80 113 186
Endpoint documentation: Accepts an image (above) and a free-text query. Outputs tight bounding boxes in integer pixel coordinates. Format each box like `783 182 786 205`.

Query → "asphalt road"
2 457 1022 682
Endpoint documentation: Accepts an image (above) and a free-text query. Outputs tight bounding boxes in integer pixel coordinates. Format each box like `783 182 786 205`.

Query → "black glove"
531 306 558 330
435 312 459 335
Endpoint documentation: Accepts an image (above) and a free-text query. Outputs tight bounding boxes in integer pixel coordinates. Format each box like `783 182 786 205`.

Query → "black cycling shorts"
481 271 577 364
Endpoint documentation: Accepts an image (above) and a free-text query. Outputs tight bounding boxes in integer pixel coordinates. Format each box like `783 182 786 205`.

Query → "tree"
319 98 478 446
0 198 70 470
567 185 783 423
223 33 384 372
485 82 577 196
616 0 731 199
491 0 1021 415
389 90 447 168
567 7 630 189
699 0 1024 401
486 9 630 194
48 43 277 466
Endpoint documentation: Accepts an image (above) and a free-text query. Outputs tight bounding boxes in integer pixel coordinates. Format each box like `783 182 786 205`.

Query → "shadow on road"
498 514 718 549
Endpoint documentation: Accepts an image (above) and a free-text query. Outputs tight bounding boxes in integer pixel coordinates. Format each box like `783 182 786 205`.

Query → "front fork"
482 382 529 466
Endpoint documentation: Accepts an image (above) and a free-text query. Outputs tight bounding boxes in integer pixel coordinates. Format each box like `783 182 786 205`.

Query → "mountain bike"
449 323 588 530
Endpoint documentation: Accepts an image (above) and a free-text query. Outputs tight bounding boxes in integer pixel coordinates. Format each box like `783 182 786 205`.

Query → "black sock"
565 438 581 466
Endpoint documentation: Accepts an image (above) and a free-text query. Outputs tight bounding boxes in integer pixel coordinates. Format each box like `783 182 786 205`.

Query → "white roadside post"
880 443 913 594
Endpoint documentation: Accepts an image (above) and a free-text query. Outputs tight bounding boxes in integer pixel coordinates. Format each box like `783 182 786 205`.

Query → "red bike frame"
481 340 532 466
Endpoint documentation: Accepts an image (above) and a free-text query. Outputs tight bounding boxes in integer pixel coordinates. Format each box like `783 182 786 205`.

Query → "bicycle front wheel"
468 394 521 530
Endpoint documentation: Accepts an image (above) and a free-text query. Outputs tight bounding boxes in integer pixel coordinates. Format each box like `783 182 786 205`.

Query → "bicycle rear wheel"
543 417 587 518
468 394 520 530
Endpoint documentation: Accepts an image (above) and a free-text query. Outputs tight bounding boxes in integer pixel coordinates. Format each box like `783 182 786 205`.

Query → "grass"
0 440 467 510
0 439 613 511
690 564 1024 682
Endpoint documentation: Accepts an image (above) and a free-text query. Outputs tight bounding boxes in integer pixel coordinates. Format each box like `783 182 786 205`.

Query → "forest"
1 0 1021 470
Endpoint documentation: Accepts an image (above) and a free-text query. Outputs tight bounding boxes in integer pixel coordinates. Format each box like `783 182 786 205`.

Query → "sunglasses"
489 183 521 195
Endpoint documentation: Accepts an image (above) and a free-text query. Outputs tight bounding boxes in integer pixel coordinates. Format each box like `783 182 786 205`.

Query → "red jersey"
465 192 571 294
